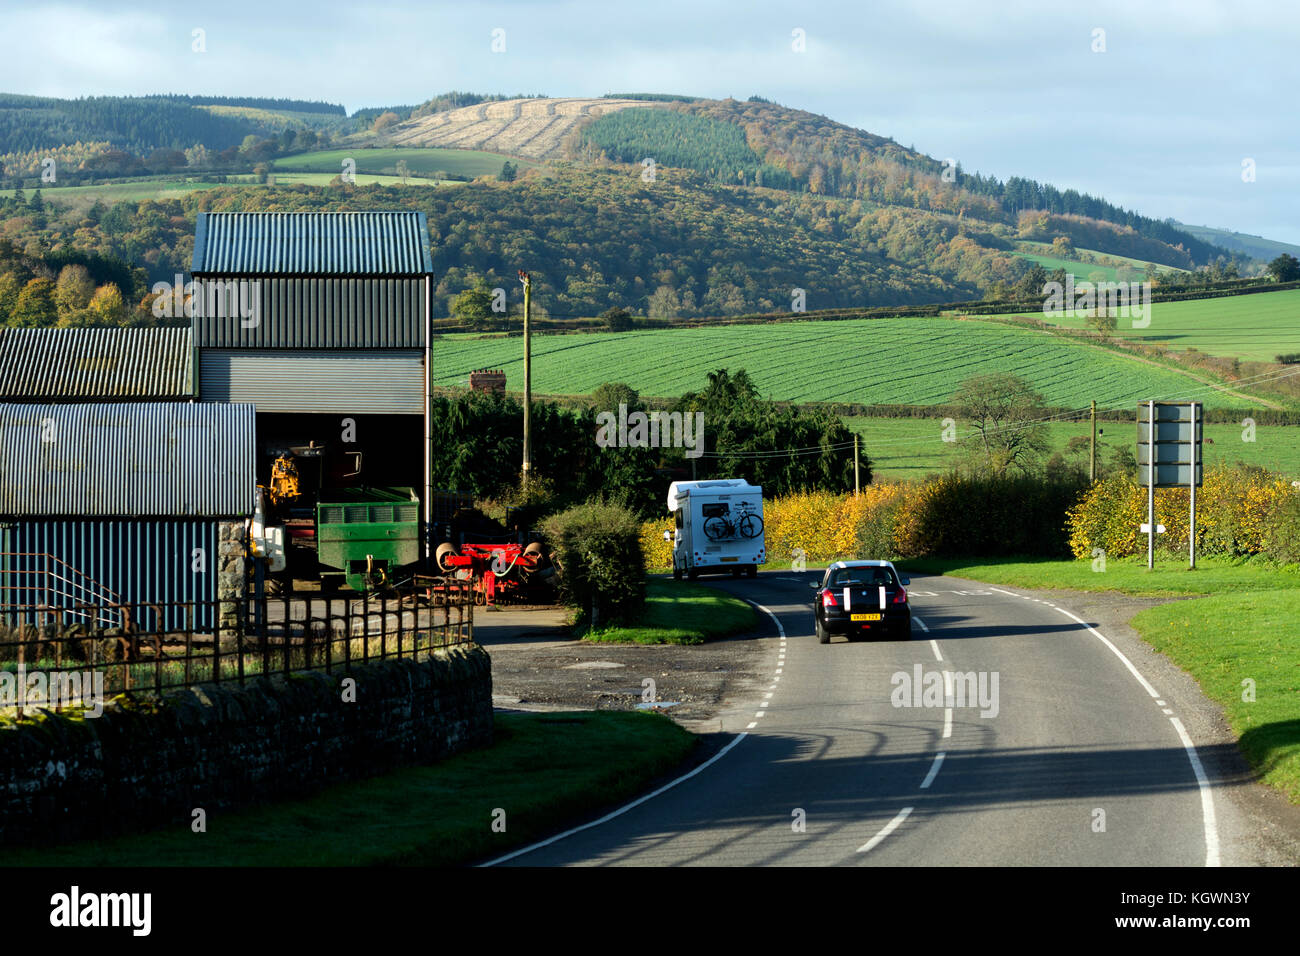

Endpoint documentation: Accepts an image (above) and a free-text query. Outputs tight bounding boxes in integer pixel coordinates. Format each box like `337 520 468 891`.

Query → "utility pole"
1089 400 1097 483
424 273 433 564
518 270 532 487
853 434 860 495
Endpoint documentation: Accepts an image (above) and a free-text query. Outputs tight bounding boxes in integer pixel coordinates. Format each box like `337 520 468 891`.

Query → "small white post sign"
1136 401 1202 569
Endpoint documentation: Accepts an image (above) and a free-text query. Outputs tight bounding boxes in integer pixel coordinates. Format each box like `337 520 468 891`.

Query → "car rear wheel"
816 615 829 644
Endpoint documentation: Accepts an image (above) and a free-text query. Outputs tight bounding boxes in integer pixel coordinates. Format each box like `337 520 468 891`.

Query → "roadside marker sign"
1137 401 1202 569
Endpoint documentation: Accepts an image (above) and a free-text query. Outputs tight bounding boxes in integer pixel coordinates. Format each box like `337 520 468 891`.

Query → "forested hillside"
0 93 345 154
0 89 1257 327
0 166 1038 322
575 97 1231 268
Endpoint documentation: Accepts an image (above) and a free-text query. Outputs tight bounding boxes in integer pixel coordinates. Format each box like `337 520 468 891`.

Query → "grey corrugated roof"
0 327 193 400
192 211 434 275
0 402 255 517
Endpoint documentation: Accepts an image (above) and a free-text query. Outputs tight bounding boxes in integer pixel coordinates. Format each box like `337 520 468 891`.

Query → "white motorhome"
665 479 766 579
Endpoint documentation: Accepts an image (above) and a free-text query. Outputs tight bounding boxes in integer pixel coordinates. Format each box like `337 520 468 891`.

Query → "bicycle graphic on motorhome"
702 502 764 541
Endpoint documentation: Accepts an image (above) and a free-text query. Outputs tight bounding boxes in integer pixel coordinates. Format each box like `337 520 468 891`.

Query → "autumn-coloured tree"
89 283 126 324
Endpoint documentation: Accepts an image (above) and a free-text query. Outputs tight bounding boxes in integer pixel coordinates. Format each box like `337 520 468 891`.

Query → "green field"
268 171 453 188
1020 288 1300 363
433 317 1272 409
273 146 535 179
846 415 1300 481
1013 243 1178 283
1 179 235 212
0 161 467 211
1016 253 1147 284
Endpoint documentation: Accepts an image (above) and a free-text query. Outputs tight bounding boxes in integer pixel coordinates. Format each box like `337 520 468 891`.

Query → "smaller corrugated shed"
192 211 434 276
0 327 194 400
1 519 220 630
0 402 254 518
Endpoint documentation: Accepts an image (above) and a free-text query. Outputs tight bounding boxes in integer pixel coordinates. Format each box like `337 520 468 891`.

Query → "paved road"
490 571 1221 866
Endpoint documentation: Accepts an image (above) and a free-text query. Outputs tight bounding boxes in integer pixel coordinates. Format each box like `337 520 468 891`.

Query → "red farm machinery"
419 541 552 608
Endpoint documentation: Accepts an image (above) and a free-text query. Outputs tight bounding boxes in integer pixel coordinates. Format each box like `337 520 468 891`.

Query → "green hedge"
542 498 646 627
893 473 1088 558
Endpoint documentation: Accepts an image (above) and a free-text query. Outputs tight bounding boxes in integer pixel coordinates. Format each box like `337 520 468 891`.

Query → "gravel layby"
476 604 773 734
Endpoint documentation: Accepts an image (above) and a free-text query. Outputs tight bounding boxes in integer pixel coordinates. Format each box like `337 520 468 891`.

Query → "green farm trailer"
315 487 421 591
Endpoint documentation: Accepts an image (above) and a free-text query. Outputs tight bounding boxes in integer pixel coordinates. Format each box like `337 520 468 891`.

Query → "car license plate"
720 556 737 562
850 613 882 622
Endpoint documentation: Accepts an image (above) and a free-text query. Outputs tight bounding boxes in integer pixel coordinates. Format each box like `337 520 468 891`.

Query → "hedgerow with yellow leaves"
1066 464 1295 559
640 464 1299 572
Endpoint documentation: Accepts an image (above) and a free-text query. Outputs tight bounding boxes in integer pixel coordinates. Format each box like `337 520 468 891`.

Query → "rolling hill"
3 89 1291 331
1169 222 1300 264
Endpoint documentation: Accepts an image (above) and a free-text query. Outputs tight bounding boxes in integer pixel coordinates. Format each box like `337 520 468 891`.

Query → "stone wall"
0 644 492 847
216 519 245 630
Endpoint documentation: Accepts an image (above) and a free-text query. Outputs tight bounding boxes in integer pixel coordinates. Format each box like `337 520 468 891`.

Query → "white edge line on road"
856 806 914 853
913 615 930 632
987 587 1020 597
479 731 751 866
1051 605 1160 698
920 751 946 789
1170 716 1221 867
1049 603 1220 868
477 598 791 867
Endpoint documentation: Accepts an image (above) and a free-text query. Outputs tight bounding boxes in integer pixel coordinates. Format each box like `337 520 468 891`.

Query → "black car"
810 560 911 643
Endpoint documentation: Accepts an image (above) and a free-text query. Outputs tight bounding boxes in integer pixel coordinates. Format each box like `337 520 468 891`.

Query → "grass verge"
581 577 758 644
1 710 696 866
897 554 1300 597
899 554 1300 804
1132 590 1300 802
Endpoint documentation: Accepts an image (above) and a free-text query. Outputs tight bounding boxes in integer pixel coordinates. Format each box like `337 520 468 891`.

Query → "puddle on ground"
564 661 626 669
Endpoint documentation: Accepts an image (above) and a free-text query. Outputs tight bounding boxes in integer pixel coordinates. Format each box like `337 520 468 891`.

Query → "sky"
6 0 1299 244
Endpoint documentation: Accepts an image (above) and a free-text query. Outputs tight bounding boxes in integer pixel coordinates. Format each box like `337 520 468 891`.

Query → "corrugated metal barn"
191 211 433 414
190 210 436 556
0 402 255 630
